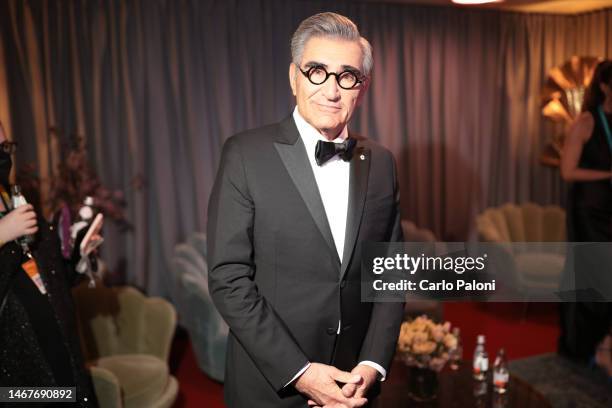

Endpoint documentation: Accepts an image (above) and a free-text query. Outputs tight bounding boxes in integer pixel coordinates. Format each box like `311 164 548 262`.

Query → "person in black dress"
0 122 99 406
560 60 612 376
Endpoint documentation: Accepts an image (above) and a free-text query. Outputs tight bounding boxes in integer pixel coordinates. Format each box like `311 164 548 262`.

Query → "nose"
321 75 341 101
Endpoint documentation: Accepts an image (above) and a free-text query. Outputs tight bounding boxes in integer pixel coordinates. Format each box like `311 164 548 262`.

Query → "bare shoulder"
568 112 594 143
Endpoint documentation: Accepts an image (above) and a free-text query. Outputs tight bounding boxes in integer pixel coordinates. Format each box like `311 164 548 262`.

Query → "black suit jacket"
207 116 404 408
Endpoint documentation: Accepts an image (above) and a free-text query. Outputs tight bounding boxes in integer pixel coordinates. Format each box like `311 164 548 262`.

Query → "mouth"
315 103 342 113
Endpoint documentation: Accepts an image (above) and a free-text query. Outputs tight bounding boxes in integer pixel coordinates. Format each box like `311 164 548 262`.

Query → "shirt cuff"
358 361 387 381
285 362 311 388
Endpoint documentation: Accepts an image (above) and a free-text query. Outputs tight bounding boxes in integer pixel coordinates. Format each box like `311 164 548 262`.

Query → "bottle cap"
477 335 485 343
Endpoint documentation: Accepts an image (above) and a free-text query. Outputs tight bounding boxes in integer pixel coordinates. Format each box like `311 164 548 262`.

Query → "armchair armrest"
89 365 122 408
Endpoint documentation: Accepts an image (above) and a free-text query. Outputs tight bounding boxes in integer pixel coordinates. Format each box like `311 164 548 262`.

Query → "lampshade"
539 56 601 167
541 56 601 124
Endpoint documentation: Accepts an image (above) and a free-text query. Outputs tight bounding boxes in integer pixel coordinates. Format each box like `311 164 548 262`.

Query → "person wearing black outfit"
208 13 404 408
560 60 612 376
0 123 99 406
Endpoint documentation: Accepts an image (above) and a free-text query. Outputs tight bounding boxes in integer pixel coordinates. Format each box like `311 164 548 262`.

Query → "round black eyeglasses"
299 65 365 90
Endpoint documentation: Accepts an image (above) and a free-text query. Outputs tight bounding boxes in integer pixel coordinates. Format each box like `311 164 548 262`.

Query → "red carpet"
170 302 559 407
170 330 225 408
443 302 560 361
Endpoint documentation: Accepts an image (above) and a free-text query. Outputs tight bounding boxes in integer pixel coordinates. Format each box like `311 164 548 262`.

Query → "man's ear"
355 77 370 107
289 63 297 96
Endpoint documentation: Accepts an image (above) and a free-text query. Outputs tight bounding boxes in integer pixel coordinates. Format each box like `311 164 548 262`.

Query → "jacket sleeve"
358 151 405 373
207 137 309 392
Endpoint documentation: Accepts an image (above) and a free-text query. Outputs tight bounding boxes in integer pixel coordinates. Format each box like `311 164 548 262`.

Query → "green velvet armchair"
476 202 566 295
73 281 178 408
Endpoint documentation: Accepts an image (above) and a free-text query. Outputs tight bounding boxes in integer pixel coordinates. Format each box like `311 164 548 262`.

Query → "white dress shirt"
285 107 387 387
294 107 350 261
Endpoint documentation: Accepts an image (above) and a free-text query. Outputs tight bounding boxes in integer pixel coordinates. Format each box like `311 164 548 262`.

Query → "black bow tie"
315 138 356 166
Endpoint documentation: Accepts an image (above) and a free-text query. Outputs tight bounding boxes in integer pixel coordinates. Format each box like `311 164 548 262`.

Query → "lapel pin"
360 154 366 160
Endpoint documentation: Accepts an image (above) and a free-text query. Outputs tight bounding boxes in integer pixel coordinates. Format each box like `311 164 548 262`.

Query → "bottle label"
493 370 509 386
12 196 27 208
473 356 488 373
79 206 94 220
481 357 489 371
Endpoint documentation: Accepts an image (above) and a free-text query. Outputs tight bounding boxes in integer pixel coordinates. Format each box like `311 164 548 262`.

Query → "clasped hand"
0 204 38 245
295 363 377 408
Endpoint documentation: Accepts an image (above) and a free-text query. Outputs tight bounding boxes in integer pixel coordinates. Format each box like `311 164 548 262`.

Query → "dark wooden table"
376 360 552 408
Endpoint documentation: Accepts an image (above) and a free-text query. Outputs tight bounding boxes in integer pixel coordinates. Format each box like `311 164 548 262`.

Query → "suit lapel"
274 117 340 264
340 143 370 280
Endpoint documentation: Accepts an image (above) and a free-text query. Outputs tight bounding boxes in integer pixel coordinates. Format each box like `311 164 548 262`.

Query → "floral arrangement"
16 130 132 230
48 137 128 227
397 316 458 372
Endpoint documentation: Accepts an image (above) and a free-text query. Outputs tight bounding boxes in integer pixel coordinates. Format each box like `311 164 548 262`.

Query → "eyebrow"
303 61 363 74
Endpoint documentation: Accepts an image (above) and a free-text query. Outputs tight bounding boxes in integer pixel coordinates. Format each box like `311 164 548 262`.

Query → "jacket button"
340 280 346 288
326 327 336 335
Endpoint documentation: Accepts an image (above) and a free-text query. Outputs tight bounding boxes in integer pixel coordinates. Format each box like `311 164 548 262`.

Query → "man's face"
289 36 368 139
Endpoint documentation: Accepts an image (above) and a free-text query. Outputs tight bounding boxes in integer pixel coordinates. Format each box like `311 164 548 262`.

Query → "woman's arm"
0 205 38 248
0 206 39 306
561 112 612 182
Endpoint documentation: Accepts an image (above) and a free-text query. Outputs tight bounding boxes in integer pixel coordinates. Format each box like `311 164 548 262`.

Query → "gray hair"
291 12 373 76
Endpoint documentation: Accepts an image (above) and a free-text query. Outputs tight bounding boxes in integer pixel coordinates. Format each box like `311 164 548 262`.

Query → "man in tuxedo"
208 12 404 408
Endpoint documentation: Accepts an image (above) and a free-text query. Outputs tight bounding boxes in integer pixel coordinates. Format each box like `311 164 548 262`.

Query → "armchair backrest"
401 220 437 242
73 282 177 363
476 202 566 243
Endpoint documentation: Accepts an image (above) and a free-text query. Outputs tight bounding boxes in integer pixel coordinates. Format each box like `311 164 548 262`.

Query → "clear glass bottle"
473 334 489 381
77 196 95 223
71 196 96 243
493 348 510 394
450 327 463 370
10 185 34 247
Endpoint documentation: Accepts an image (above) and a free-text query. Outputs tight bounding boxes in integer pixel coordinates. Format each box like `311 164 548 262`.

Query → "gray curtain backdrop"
1 0 611 296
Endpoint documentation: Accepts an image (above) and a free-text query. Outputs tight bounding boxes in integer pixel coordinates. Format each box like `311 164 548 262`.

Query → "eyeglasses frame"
298 64 366 90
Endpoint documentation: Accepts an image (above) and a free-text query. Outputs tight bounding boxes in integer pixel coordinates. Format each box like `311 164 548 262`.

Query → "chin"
316 122 341 133
316 119 338 127
315 116 342 127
